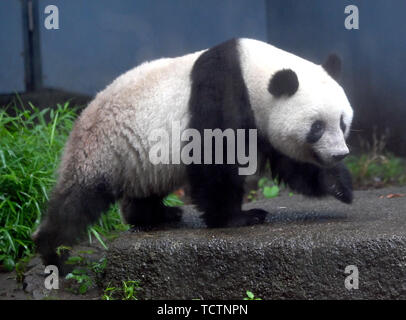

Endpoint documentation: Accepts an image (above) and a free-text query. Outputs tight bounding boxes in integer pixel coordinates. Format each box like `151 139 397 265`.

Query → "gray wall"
0 0 267 95
0 1 25 93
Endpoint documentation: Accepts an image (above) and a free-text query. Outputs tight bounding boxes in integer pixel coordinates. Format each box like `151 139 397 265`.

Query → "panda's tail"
32 179 115 273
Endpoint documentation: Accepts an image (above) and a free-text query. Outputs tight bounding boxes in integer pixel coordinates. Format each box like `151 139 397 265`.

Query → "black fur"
306 120 325 144
268 69 299 97
340 114 346 133
188 39 267 227
121 195 182 230
33 179 115 272
322 54 341 80
259 135 353 204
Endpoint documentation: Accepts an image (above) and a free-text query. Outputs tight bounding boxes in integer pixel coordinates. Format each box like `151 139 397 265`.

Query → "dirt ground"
0 243 106 300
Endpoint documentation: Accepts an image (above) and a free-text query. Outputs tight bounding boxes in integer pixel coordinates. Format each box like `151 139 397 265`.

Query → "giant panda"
33 38 353 268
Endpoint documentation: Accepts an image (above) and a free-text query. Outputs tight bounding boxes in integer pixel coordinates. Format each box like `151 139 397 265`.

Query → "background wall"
0 1 25 93
266 0 406 155
1 0 405 155
0 0 266 95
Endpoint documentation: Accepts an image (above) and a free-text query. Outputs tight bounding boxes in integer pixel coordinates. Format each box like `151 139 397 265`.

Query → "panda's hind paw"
163 206 183 223
228 209 268 227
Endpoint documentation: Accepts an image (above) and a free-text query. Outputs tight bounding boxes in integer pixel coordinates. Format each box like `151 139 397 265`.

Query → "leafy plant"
346 154 406 188
346 129 406 189
163 193 184 207
247 190 257 202
258 177 280 198
15 254 34 282
91 257 107 274
102 280 140 300
243 290 262 300
263 185 280 198
66 268 93 295
0 102 130 270
0 102 76 269
64 253 107 294
56 245 72 256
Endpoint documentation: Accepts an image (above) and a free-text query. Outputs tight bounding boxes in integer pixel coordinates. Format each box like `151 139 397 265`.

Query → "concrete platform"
105 187 406 299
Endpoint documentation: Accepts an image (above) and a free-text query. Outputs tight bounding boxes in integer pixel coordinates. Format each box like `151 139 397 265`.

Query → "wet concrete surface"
2 186 405 300
105 186 406 299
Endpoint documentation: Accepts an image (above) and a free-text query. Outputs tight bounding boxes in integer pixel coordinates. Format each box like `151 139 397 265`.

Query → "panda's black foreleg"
120 195 183 230
324 162 353 204
188 164 267 228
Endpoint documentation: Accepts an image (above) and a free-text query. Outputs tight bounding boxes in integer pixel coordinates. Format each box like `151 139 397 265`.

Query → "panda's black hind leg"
202 207 268 228
188 165 268 228
121 195 183 231
33 181 115 274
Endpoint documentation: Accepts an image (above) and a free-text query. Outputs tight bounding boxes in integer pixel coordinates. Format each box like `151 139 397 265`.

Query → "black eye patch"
340 115 346 133
306 120 325 144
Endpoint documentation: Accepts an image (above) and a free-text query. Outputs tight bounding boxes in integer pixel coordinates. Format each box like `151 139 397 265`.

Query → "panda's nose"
332 152 349 162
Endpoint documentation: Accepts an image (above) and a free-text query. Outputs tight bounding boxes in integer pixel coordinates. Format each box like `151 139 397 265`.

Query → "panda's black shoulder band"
268 69 299 97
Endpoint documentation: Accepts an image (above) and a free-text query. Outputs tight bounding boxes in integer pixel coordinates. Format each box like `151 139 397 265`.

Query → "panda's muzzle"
311 149 349 167
331 152 349 162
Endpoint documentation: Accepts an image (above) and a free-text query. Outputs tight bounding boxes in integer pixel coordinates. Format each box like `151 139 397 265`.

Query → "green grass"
0 103 128 270
102 280 140 300
0 102 76 269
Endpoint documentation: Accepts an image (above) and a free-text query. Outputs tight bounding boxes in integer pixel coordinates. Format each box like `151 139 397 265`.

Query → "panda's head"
266 54 353 167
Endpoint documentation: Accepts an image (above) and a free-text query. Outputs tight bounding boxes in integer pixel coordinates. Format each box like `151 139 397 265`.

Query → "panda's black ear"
322 53 341 80
268 69 299 97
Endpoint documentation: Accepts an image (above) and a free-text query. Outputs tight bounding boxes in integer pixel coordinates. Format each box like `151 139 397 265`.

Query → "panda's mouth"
310 150 325 167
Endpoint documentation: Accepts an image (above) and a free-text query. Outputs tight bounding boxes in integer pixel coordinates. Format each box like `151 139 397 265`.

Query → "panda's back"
60 49 206 197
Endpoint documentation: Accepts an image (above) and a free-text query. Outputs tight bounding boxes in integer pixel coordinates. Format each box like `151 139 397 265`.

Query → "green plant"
345 154 406 189
0 102 76 269
247 190 257 202
0 102 131 270
66 255 86 265
56 245 72 256
64 253 107 294
258 177 280 198
243 290 262 300
102 280 140 300
15 254 34 282
163 193 184 207
102 286 119 300
65 268 93 294
346 129 406 188
91 257 107 274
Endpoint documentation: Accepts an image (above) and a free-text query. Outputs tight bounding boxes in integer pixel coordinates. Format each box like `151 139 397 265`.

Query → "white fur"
238 38 353 165
59 50 205 198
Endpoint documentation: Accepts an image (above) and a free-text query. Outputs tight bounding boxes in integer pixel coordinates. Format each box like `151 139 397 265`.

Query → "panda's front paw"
227 209 268 227
325 163 353 204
